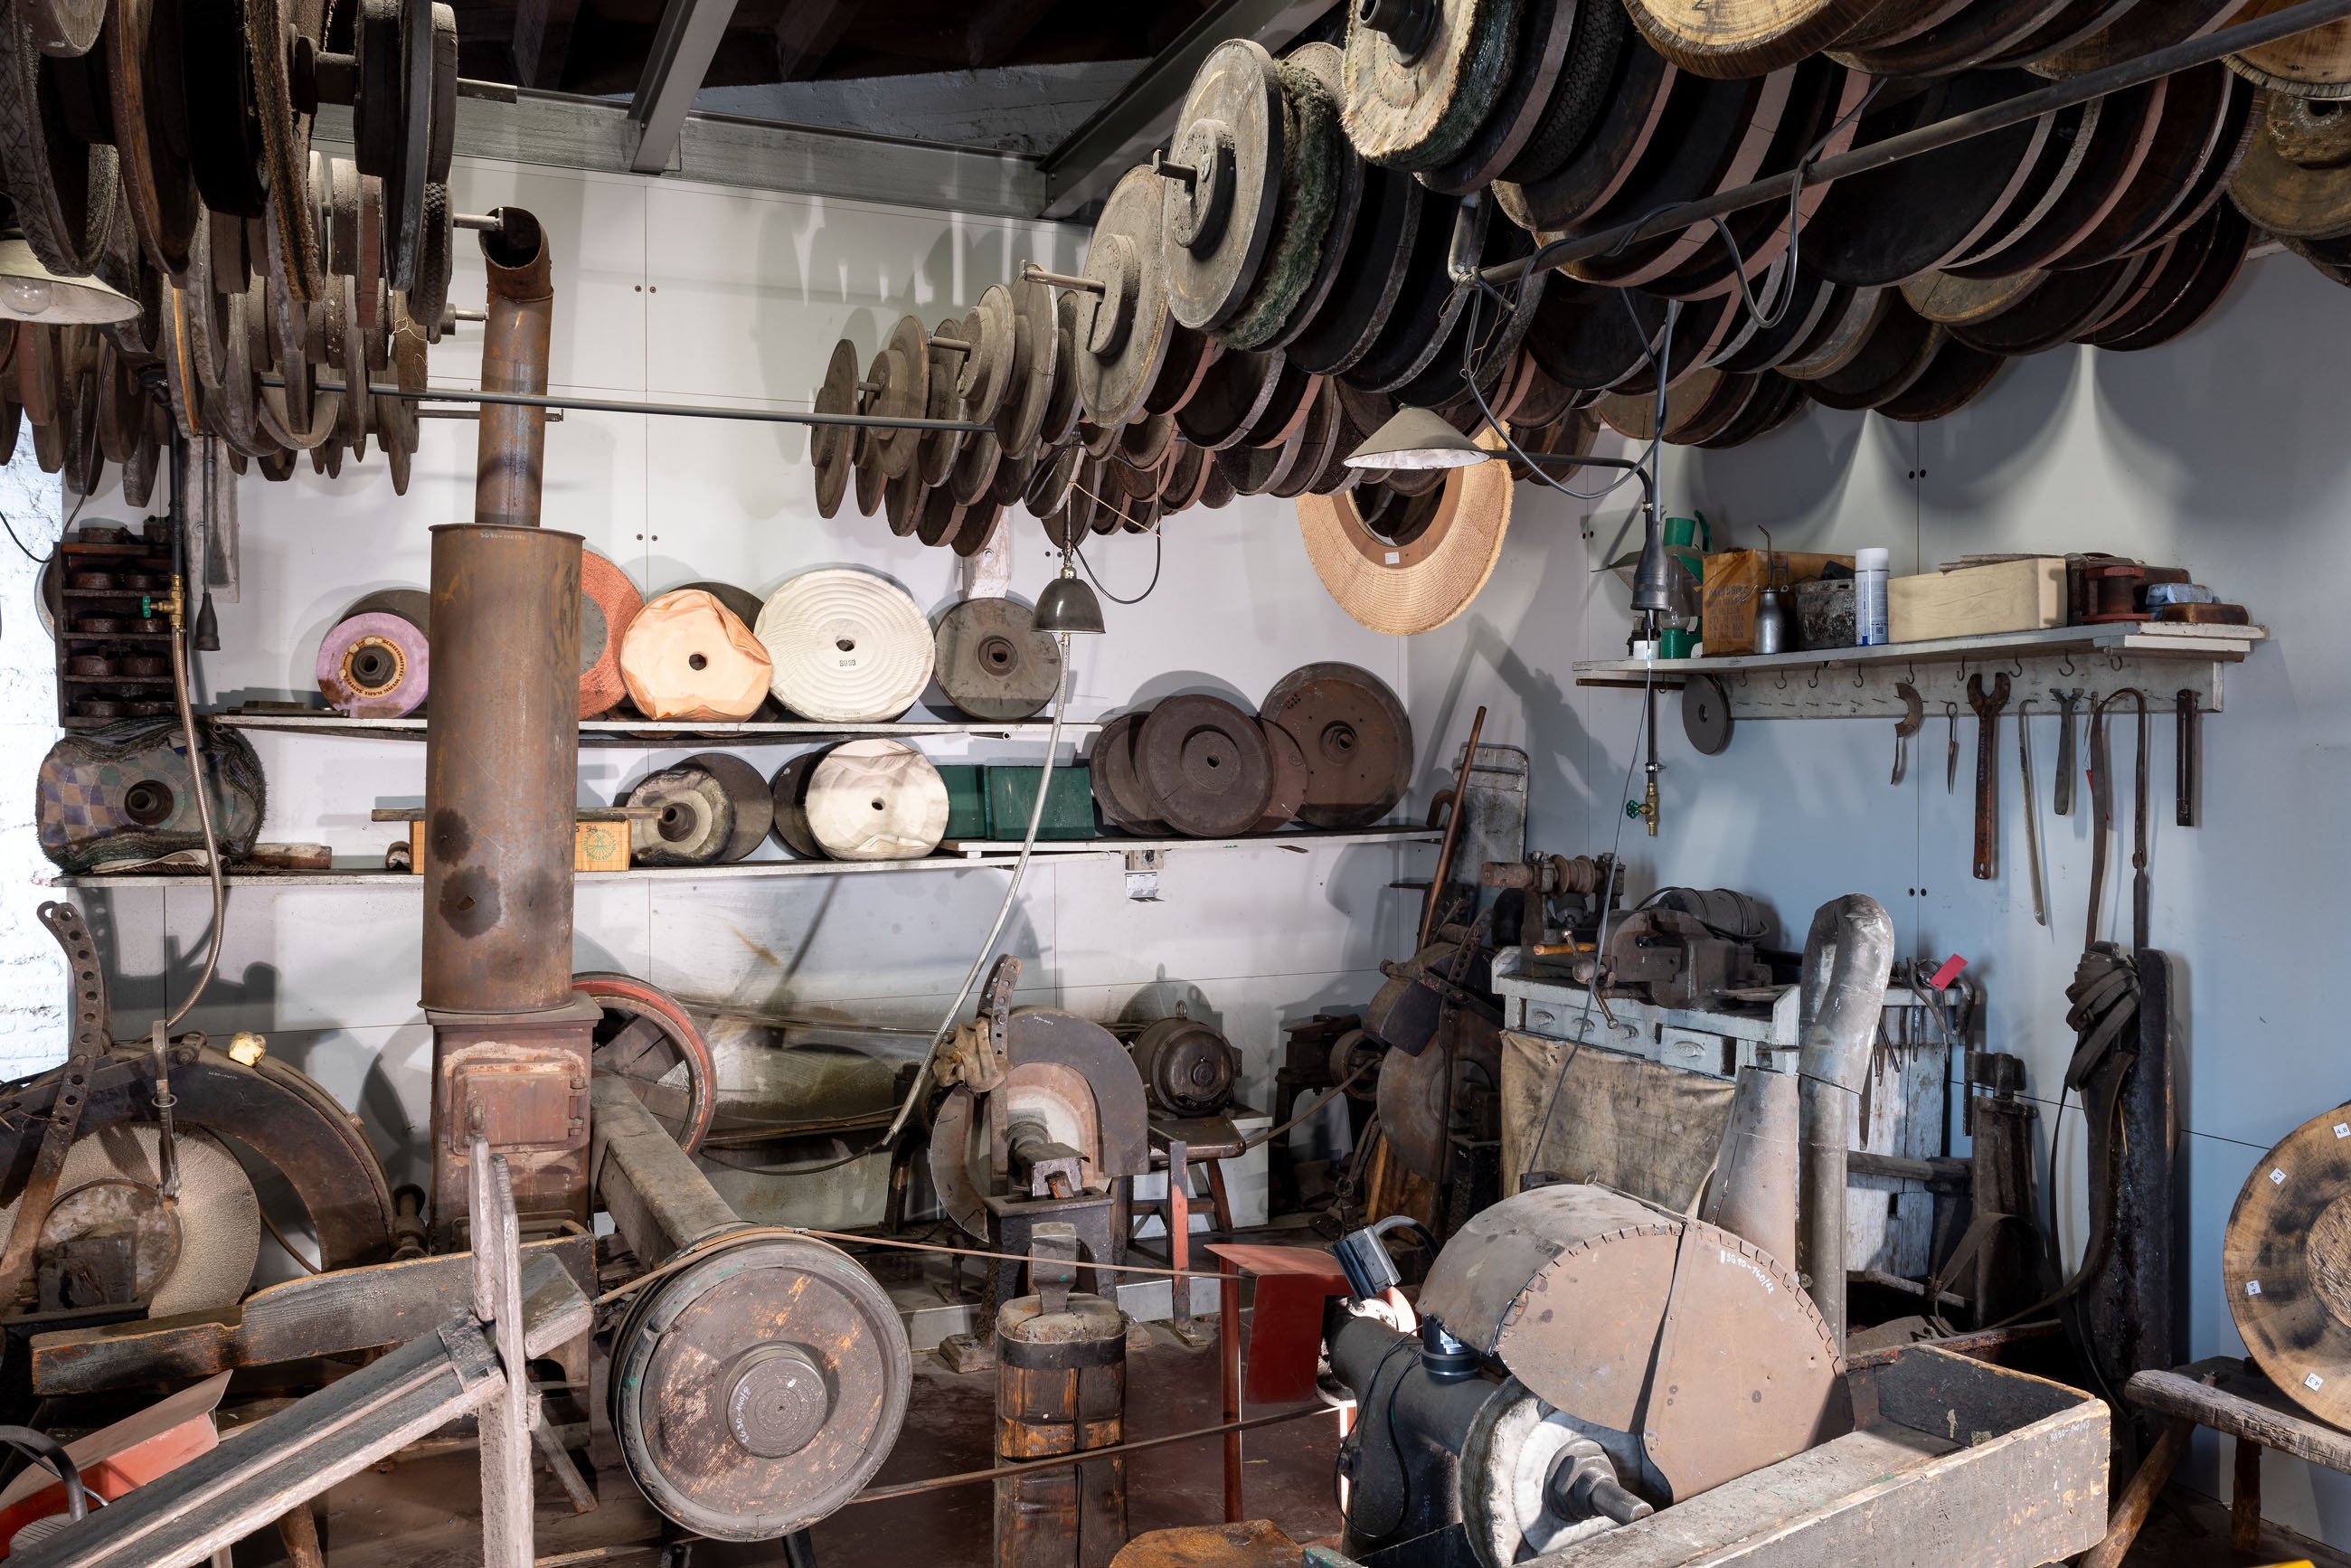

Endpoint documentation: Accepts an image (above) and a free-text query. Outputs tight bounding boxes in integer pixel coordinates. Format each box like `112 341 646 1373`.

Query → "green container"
986 763 1097 840
936 765 990 841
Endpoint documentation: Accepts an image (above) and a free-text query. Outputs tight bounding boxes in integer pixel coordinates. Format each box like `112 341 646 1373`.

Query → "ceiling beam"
1035 0 1340 219
628 0 744 173
965 0 1062 67
510 0 581 89
775 0 855 81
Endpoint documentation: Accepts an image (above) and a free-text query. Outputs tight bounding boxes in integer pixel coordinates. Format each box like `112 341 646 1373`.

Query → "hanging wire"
1066 477 1166 605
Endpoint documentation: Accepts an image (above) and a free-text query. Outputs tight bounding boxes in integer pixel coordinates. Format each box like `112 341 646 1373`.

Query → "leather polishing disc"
803 740 950 860
1078 165 1176 429
581 550 645 719
2224 1103 2351 1428
316 605 430 717
623 762 741 867
681 751 774 862
755 568 934 723
1138 694 1277 837
619 588 775 723
1261 661 1415 828
1165 40 1287 335
1683 673 1735 753
1294 426 1512 635
811 337 860 517
1341 0 1518 171
1253 715 1309 830
934 597 1064 721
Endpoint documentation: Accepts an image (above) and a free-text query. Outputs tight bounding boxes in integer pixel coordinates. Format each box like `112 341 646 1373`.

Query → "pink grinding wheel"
316 611 430 717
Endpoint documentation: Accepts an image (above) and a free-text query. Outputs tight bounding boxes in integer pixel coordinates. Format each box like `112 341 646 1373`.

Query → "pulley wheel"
577 970 717 1154
619 588 774 723
802 740 949 860
934 596 1063 721
755 568 933 723
1683 673 1734 754
2225 1104 2351 1428
1341 0 1518 171
1089 712 1168 835
611 1233 910 1541
1261 662 1414 828
624 761 742 867
1076 165 1175 428
1163 39 1286 335
1253 715 1308 831
1138 694 1275 837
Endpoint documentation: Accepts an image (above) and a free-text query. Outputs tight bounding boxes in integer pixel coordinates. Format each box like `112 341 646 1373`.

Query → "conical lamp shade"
1345 406 1487 471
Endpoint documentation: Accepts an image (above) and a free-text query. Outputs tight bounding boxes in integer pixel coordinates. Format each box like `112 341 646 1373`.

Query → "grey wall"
1404 250 2351 1544
0 447 63 1077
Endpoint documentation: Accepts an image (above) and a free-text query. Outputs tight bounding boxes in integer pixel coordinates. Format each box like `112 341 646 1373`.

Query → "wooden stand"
2085 1355 2351 1567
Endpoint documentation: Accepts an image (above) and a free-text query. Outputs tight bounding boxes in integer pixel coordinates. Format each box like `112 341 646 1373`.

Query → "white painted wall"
57 158 1421 1220
0 446 64 1078
1405 252 2351 1544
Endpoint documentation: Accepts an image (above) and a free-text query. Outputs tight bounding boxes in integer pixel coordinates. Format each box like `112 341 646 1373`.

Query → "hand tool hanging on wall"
2086 689 2152 950
1945 702 1959 793
1968 673 2009 881
1891 680 1921 785
2015 698 2047 926
2176 688 2199 827
2053 687 2083 816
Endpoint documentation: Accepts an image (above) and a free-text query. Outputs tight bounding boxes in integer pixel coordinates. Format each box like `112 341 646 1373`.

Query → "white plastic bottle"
1855 546 1890 646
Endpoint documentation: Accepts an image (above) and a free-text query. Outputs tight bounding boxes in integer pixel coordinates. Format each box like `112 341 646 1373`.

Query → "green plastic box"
986 763 1097 840
935 765 990 841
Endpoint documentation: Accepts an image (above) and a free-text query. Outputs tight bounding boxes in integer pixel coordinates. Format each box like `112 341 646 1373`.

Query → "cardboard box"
1888 556 2066 643
407 817 631 874
1701 550 1854 656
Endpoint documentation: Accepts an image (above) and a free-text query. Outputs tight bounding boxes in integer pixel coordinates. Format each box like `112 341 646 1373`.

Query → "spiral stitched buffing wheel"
755 568 934 723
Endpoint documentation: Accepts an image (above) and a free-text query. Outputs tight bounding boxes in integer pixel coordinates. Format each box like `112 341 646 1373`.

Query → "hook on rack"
1775 669 1789 690
2011 656 2025 678
2110 653 2125 671
1853 665 1865 689
2059 654 2075 676
1808 664 1822 689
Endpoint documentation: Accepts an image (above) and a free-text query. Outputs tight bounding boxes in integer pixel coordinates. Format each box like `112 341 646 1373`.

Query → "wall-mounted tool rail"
1574 624 2264 720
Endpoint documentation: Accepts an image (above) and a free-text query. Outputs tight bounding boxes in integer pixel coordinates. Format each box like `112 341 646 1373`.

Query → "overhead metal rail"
1479 0 2351 287
264 377 992 433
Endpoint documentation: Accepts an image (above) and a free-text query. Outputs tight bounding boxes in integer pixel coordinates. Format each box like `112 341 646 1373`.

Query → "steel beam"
1037 0 1340 219
628 0 746 174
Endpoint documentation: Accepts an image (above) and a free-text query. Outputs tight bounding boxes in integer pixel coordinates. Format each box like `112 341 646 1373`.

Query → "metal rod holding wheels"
260 378 993 434
1478 0 2351 287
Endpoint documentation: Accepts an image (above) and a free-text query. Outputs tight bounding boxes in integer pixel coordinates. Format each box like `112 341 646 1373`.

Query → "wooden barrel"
996 1290 1130 1568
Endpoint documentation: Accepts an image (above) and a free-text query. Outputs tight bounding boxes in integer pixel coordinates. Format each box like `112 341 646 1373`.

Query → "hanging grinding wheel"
1261 663 1414 828
755 568 933 723
934 597 1064 722
1834 0 2078 76
316 589 430 716
1138 694 1277 837
1259 43 1366 355
1493 36 1680 234
1295 427 1512 636
1903 268 2050 323
0 1127 260 1317
1217 56 1346 352
811 338 861 516
2233 90 2351 238
581 551 646 720
0 8 124 279
1629 0 1881 75
802 740 949 860
1954 82 2172 277
1796 296 1944 410
1950 250 2153 351
1163 41 1288 336
2231 0 2351 96
2086 199 2250 348
1566 71 1795 291
619 589 775 723
1873 335 2007 418
1284 159 1425 377
1077 165 1175 429
996 278 1057 455
1341 0 1520 172
2054 62 2240 266
1089 712 1169 835
577 970 718 1154
1421 0 1580 194
623 753 768 867
610 1233 909 1542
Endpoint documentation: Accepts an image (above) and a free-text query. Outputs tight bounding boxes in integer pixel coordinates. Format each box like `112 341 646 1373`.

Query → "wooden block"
1888 556 2065 643
407 819 630 874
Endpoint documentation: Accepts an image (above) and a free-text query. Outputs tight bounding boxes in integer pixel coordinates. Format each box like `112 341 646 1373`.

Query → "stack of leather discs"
1089 661 1413 837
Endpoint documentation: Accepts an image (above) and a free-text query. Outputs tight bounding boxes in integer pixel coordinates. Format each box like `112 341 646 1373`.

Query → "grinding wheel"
2089 199 2250 347
619 589 774 723
686 751 774 862
1629 0 1882 76
1252 716 1309 831
1948 83 2167 278
996 276 1057 454
2223 1103 2351 1429
960 288 1015 426
1950 251 2152 350
1089 711 1169 835
811 338 860 516
624 759 754 868
1077 165 1175 428
2054 61 2240 266
1796 297 1944 410
919 317 968 487
1901 268 2050 323
316 595 430 717
802 740 949 860
1261 662 1414 828
934 596 1064 721
1138 694 1277 838
2033 0 2252 79
1219 57 1346 352
755 569 934 723
2233 91 2351 236
1835 0 2079 75
2231 0 2351 96
1341 0 1520 172
1295 427 1512 636
769 753 823 858
1421 0 1581 194
1039 292 1085 446
1565 70 1794 291
1872 335 2006 418
1259 43 1369 354
1164 40 1287 335
0 1126 258 1316
581 550 646 720
1695 370 1808 447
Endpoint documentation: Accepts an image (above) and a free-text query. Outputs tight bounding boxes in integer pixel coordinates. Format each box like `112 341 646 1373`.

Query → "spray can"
1855 547 1891 646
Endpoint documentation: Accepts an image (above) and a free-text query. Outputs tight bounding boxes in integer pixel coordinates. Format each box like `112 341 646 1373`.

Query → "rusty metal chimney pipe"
1794 893 1895 1345
474 208 554 528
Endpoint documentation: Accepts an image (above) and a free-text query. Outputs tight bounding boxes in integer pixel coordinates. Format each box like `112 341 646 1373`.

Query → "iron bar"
264 377 992 433
1480 0 2351 286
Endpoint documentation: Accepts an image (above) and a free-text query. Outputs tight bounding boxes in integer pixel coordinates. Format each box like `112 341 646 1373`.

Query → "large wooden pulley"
1138 693 1277 837
1341 0 1517 172
754 568 933 723
1075 165 1173 428
933 596 1063 721
800 739 949 859
1089 711 1168 835
810 337 860 517
1260 661 1414 827
576 970 717 1153
2224 1105 2351 1428
624 751 772 867
1164 40 1286 335
619 587 775 723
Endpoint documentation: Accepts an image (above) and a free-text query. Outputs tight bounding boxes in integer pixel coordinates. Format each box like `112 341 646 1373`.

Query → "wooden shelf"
1576 622 2266 719
51 826 1437 889
213 712 1103 746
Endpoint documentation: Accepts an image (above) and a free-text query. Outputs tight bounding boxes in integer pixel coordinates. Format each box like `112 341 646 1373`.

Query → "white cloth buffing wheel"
0 1127 260 1314
803 740 949 860
620 589 775 722
755 569 934 723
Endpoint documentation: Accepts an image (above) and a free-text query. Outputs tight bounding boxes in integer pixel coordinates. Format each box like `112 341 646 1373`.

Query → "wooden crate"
404 816 632 874
1889 557 2066 643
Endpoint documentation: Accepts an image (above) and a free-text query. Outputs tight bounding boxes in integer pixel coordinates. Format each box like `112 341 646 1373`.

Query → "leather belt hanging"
2085 688 2151 952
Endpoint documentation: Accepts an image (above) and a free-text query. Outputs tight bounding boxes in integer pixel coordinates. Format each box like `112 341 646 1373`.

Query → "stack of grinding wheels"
807 0 2351 562
0 0 470 496
1089 661 1413 838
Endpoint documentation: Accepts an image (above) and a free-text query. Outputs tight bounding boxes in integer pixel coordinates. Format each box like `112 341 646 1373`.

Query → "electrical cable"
161 435 226 1036
0 505 57 564
1073 524 1165 606
0 1427 90 1522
